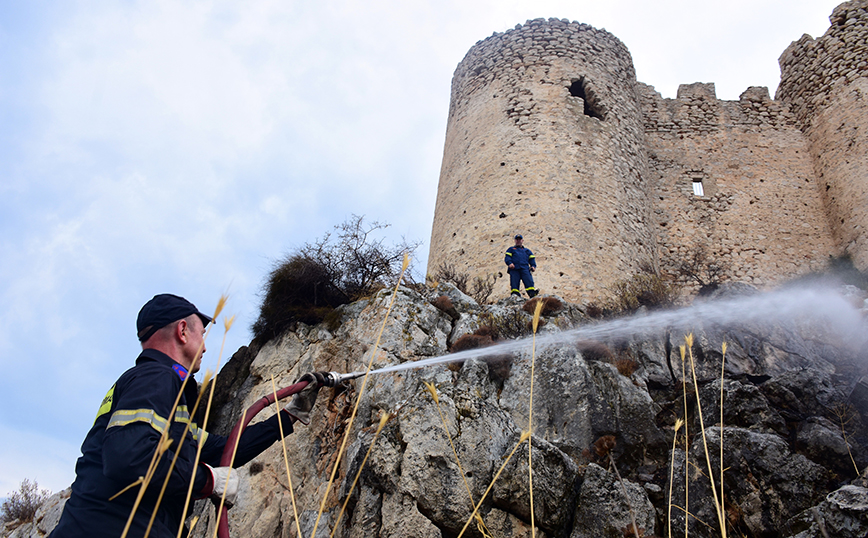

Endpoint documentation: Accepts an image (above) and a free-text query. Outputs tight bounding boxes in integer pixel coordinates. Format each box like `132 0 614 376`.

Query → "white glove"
204 464 239 507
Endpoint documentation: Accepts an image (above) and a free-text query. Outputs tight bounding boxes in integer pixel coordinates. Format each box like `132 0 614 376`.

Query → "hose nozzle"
322 371 366 387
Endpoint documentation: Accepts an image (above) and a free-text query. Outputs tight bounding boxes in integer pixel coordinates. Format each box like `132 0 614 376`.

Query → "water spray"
352 285 867 378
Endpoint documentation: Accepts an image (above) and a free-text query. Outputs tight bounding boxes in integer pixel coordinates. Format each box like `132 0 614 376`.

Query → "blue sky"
0 0 842 495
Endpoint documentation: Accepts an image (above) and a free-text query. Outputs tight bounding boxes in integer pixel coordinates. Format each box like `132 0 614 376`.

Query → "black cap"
514 234 523 239
137 294 213 342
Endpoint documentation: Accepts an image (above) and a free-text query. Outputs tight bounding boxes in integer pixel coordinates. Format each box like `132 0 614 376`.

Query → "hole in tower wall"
568 78 605 120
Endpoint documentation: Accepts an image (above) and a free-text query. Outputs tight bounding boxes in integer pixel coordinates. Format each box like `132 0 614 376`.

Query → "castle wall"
640 83 838 288
428 18 656 301
429 2 865 303
777 0 868 269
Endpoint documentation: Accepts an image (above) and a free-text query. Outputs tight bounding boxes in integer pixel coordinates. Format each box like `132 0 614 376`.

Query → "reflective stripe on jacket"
505 246 536 269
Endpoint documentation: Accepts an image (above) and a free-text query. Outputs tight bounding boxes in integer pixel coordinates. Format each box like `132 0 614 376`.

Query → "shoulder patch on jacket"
95 384 115 423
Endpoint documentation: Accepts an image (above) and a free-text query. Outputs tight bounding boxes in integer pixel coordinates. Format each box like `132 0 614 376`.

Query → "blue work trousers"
509 267 535 295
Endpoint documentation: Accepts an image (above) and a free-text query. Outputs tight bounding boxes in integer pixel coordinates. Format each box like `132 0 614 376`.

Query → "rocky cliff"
10 283 868 538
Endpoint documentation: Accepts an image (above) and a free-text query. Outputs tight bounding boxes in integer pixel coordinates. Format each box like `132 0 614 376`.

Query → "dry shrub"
251 254 343 342
668 244 728 295
447 333 495 372
612 357 639 377
432 294 453 311
432 262 468 293
588 271 675 319
431 295 460 320
522 296 564 316
608 273 674 312
473 325 497 339
469 274 498 305
448 327 513 383
576 340 615 362
431 262 498 304
478 310 530 340
1 479 50 523
594 435 617 459
450 333 495 353
485 354 513 386
585 302 606 319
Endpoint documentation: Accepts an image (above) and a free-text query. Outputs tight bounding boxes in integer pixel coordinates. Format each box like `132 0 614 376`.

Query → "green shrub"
1 479 50 523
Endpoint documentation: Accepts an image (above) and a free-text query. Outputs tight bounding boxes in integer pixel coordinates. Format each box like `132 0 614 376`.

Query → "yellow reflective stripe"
505 252 513 256
192 427 209 444
175 406 190 423
529 255 535 258
526 287 536 291
106 406 207 442
107 409 170 434
95 385 116 424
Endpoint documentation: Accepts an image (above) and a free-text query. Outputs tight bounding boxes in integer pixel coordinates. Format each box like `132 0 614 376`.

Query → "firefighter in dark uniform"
505 234 538 298
50 294 325 538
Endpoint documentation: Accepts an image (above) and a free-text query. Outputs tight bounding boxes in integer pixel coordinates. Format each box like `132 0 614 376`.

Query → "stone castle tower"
428 0 868 302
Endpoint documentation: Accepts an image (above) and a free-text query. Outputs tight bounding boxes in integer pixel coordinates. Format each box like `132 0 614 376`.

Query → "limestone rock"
786 485 868 538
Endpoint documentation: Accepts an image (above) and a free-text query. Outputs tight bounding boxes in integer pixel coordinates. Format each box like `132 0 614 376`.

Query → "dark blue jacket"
50 349 294 538
505 246 536 270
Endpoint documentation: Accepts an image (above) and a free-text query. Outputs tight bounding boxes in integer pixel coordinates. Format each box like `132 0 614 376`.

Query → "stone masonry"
428 1 868 302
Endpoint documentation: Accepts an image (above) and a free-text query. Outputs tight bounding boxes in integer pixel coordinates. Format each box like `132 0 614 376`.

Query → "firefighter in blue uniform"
50 294 325 538
505 234 538 298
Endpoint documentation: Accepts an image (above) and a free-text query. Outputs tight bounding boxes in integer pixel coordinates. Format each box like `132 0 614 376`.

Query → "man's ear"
176 319 189 343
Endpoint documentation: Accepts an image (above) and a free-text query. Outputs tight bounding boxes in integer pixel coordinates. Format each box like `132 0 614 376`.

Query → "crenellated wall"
429 1 866 302
641 83 837 288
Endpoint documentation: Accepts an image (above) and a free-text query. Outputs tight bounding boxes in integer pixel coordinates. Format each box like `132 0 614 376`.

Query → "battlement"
639 83 798 138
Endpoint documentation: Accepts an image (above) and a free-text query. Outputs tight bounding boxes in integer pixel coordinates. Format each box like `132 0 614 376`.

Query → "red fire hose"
214 379 310 538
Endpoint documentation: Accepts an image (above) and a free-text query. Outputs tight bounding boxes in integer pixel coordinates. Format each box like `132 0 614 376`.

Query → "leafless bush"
431 262 468 293
1 479 50 523
431 263 498 305
670 245 728 295
478 310 531 340
468 274 497 305
252 215 419 343
588 270 676 318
